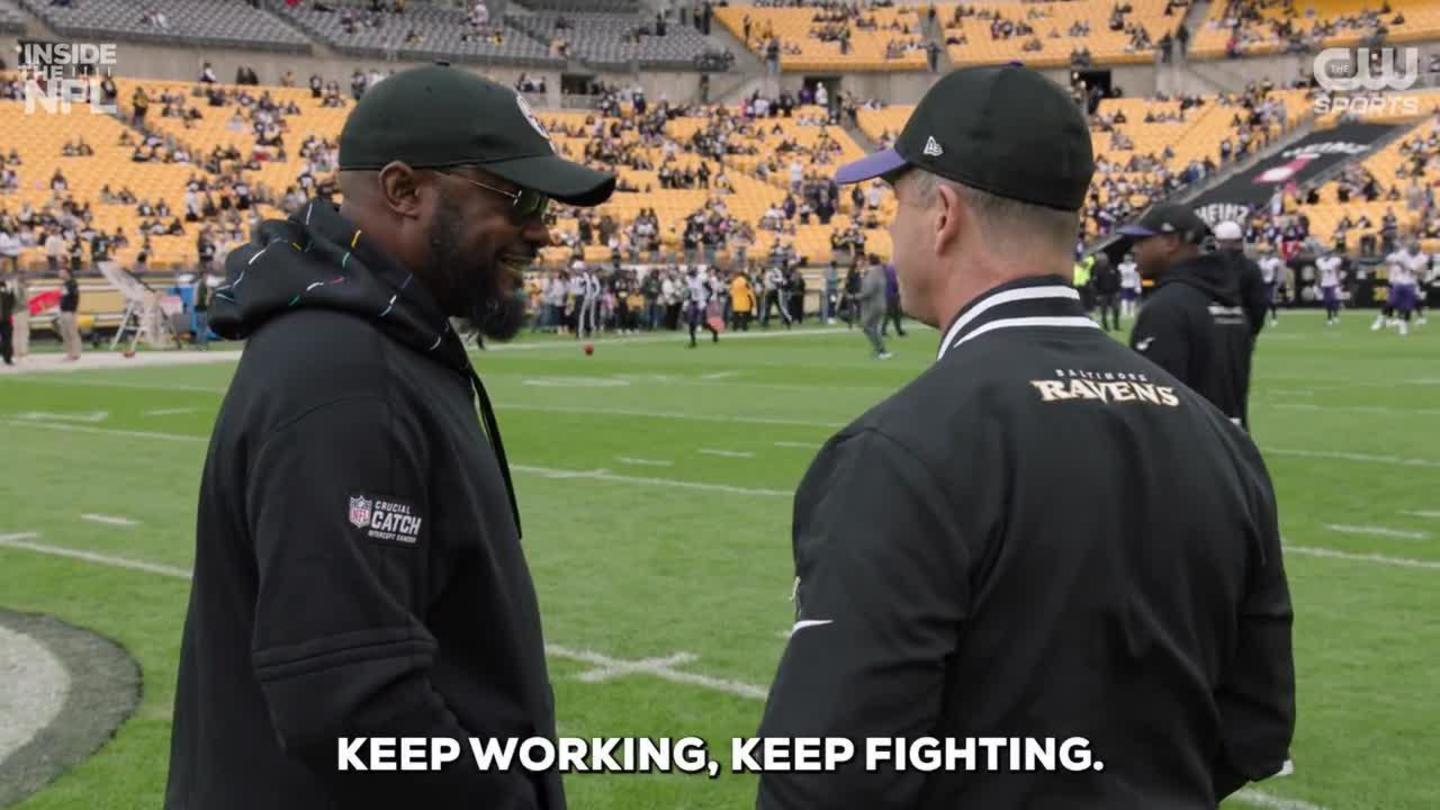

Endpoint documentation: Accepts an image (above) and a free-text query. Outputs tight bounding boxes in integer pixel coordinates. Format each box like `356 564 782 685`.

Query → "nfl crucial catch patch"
348 495 424 546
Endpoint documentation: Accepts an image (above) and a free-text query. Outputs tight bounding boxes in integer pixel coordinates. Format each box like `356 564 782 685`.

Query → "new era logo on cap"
923 136 944 157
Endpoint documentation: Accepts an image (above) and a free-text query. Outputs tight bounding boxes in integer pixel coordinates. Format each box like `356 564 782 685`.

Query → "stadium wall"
0 34 718 109
1 32 1173 106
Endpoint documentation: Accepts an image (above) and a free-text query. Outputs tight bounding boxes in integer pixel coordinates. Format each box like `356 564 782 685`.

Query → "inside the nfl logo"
348 495 372 529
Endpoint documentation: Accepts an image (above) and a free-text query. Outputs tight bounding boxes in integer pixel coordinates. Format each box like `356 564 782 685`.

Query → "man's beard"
427 200 527 344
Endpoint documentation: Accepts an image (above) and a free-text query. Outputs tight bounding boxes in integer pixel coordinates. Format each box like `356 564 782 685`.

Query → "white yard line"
3 421 793 498
1284 545 1440 570
510 465 789 498
1269 403 1440 418
1402 510 1440 519
80 514 140 528
698 448 755 459
773 441 819 449
1322 524 1429 541
2 378 228 394
615 456 674 467
546 645 768 700
0 532 768 701
1264 448 1440 469
0 533 191 579
11 410 108 423
495 402 845 429
1234 788 1330 810
1 420 209 443
143 408 199 417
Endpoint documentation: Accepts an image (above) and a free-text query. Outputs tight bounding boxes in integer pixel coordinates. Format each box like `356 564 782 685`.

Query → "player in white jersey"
1118 254 1141 319
575 263 602 340
1374 243 1424 336
1257 251 1284 326
684 266 720 347
1315 252 1343 325
565 267 587 335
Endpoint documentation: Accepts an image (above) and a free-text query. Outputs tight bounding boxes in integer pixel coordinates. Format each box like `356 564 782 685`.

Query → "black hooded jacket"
166 201 562 810
1131 252 1255 427
1222 248 1268 337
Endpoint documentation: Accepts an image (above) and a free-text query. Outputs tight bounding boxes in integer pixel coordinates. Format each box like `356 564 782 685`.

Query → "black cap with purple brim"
834 63 1094 211
1116 203 1211 244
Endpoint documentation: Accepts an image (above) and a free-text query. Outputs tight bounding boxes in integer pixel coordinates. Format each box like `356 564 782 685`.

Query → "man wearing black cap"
1120 204 1258 428
166 65 615 810
757 65 1293 810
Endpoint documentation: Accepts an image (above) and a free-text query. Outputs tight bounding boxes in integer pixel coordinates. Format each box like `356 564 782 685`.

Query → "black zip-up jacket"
59 278 78 312
1222 247 1268 337
758 276 1293 810
1131 253 1256 427
165 201 561 810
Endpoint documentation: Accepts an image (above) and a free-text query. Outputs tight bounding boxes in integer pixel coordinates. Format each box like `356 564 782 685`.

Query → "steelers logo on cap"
515 94 552 144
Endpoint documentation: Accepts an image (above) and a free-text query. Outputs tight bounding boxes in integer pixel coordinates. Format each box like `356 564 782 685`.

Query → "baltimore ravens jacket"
165 201 561 810
757 275 1294 810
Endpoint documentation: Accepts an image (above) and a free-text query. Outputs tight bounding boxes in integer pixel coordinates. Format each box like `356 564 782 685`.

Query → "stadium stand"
505 11 723 70
1297 106 1440 251
2 47 1431 284
715 5 931 71
0 0 25 34
1191 0 1440 60
12 0 312 52
513 0 637 12
859 84 1310 240
941 0 1187 69
276 0 561 68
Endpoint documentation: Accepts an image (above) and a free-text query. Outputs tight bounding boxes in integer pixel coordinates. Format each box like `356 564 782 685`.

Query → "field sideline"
1 313 1438 809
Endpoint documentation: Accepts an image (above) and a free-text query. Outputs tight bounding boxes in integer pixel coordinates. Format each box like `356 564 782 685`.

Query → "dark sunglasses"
435 169 549 220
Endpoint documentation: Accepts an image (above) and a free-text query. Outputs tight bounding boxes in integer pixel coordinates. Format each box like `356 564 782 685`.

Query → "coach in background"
1213 220 1268 336
1122 205 1257 428
757 65 1293 810
166 66 615 810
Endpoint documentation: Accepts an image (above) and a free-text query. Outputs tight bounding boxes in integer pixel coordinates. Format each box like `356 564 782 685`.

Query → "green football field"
1 312 1437 810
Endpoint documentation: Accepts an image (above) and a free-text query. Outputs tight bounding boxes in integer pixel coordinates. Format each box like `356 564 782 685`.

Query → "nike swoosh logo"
791 619 834 633
1136 337 1155 351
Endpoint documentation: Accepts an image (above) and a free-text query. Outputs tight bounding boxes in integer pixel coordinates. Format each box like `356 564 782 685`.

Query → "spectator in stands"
56 266 80 360
50 169 67 192
132 86 150 127
0 226 20 274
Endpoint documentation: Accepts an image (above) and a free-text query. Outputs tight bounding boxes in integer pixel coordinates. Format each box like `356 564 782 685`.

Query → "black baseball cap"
339 65 615 206
1117 203 1211 244
834 64 1094 211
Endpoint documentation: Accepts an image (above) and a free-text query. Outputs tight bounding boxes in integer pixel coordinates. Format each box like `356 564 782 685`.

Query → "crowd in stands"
1197 0 1438 59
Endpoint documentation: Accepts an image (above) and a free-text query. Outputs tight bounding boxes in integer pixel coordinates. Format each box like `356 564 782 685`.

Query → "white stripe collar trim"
942 316 1101 357
937 286 1082 360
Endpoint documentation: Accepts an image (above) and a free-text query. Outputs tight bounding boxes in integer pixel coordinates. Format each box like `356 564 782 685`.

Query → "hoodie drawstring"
467 368 522 540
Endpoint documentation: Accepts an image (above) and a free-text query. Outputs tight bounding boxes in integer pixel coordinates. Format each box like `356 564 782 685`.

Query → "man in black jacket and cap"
165 65 615 810
757 65 1293 810
1122 204 1257 428
1213 219 1268 337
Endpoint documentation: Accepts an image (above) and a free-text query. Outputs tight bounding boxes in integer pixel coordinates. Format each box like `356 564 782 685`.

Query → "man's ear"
933 181 964 257
377 162 425 220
